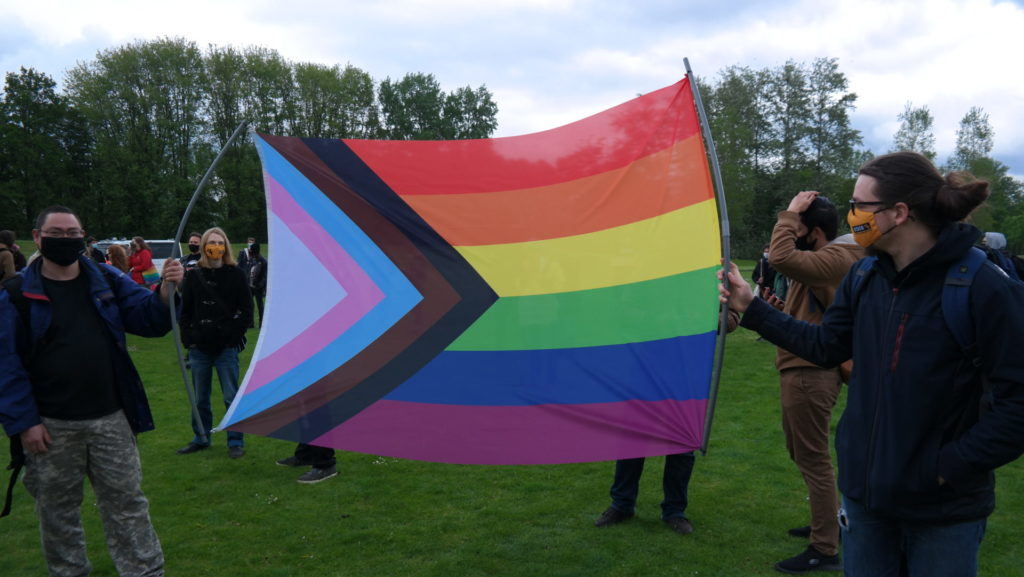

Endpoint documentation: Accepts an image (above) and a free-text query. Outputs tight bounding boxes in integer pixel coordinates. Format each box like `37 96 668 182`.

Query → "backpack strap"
1 276 32 346
942 247 986 368
1 278 28 519
848 256 878 308
1 437 24 518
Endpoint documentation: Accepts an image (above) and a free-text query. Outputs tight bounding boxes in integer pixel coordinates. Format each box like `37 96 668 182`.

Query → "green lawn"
4 261 1022 576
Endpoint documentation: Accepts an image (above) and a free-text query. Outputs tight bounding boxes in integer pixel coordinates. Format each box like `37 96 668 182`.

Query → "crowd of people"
2 151 1024 577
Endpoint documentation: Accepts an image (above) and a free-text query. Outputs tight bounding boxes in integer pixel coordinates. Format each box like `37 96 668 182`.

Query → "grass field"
4 261 1023 576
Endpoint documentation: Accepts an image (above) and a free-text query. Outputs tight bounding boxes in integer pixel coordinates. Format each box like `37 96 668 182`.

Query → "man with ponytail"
719 152 1024 576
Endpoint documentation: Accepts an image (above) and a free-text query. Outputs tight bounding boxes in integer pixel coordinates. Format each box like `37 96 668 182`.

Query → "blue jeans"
840 497 986 577
610 452 695 520
188 348 243 447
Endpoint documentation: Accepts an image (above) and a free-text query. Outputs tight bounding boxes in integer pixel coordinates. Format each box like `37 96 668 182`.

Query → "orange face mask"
847 210 884 248
204 244 226 259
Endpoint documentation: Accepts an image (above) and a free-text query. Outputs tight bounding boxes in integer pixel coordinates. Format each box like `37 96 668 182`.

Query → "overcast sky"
3 0 1023 177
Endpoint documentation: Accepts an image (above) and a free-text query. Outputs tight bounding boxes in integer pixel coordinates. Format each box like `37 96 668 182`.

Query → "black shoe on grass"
774 546 841 574
176 443 209 455
664 517 694 535
593 507 634 527
788 525 812 538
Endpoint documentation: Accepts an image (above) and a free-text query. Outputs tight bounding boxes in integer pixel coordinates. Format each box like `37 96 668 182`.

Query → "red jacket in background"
128 248 153 285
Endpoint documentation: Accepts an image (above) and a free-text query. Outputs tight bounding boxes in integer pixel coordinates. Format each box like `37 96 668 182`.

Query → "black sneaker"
788 525 812 538
228 446 245 459
593 507 634 527
664 517 694 535
774 546 841 574
176 443 209 455
276 456 313 467
297 465 338 484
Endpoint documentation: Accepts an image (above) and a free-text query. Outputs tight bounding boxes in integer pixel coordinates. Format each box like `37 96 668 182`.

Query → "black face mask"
188 243 201 254
795 234 815 251
40 236 85 267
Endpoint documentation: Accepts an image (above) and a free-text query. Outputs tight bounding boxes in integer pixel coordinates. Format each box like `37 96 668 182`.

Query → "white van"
95 238 177 277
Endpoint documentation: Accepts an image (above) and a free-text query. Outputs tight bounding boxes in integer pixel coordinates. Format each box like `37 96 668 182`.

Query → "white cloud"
2 0 1023 173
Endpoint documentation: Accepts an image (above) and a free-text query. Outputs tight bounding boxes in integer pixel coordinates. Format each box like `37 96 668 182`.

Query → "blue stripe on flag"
383 332 715 405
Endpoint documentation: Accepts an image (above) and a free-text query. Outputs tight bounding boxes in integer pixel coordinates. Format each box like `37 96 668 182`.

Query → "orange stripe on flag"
402 135 713 246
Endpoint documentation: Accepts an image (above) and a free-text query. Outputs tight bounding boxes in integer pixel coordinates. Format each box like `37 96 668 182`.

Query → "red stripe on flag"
344 79 699 196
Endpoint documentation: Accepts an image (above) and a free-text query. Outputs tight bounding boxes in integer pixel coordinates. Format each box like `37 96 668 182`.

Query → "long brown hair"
859 152 989 236
107 243 130 272
132 236 150 254
198 227 238 268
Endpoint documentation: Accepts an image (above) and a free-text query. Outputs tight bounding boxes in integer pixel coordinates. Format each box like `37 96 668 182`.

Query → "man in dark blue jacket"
720 153 1024 577
1 205 183 577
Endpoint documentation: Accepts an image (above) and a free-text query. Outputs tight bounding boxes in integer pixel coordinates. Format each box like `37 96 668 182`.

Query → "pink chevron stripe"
243 175 386 393
313 398 707 465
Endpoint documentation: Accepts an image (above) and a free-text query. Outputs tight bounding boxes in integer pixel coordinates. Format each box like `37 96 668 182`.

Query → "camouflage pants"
23 410 164 577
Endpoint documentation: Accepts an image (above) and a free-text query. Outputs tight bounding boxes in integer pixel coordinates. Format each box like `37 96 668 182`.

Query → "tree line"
0 37 498 241
701 58 1023 256
2 44 1021 256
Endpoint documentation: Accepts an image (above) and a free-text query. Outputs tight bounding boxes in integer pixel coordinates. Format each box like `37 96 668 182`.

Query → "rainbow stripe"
220 77 722 464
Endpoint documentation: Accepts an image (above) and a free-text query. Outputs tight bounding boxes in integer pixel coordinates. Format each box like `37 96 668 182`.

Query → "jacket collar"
22 255 114 302
875 223 983 284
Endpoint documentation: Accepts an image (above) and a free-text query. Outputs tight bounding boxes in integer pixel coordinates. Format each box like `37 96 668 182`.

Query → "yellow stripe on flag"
456 199 721 297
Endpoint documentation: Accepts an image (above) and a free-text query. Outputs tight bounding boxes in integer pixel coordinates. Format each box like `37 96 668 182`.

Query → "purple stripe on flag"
312 398 707 465
244 176 386 392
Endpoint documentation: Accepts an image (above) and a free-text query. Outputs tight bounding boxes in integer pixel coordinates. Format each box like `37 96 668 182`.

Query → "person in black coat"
752 244 776 297
247 242 268 328
85 236 105 263
176 227 252 459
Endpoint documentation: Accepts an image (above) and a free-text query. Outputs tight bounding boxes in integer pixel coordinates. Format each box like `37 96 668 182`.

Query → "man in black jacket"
1 205 183 576
247 242 268 328
720 153 1024 577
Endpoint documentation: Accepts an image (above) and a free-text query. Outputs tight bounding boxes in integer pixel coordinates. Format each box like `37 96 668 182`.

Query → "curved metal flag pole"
168 120 250 445
684 58 732 455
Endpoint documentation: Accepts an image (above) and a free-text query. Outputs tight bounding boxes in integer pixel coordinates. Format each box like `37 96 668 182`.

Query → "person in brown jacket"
0 230 17 283
768 190 864 574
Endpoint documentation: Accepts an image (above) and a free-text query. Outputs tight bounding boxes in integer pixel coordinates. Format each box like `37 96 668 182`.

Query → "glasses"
848 200 889 216
40 228 85 238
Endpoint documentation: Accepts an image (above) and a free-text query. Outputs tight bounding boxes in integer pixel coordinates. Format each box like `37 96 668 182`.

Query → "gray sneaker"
228 446 245 459
297 465 338 484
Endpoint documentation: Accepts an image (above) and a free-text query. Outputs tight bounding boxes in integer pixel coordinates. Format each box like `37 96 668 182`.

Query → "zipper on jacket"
864 284 901 506
891 312 909 372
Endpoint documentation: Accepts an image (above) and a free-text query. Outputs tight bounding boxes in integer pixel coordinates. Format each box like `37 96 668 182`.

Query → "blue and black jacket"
742 223 1024 523
0 255 175 437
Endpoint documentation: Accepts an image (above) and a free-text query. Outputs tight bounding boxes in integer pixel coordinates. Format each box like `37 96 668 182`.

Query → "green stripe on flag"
448 266 720 351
